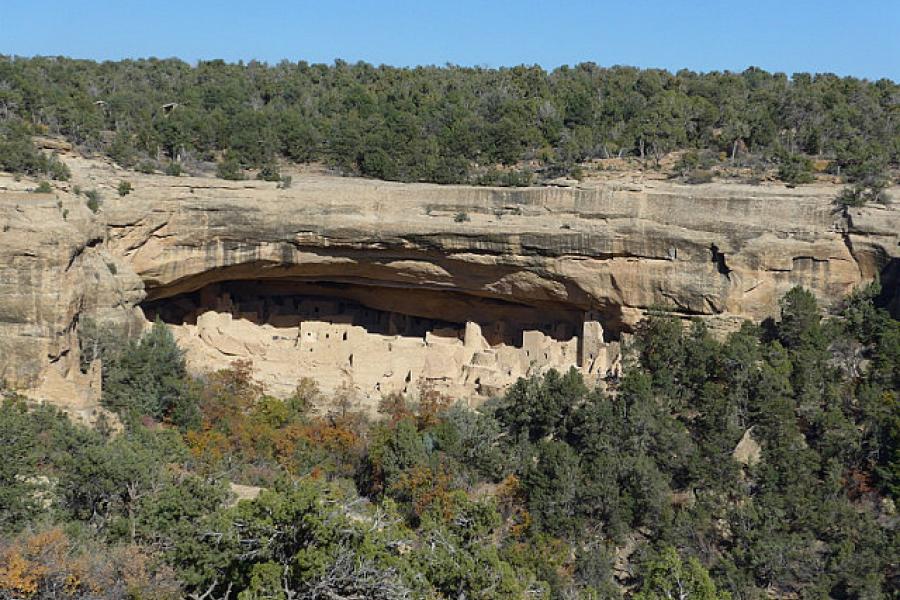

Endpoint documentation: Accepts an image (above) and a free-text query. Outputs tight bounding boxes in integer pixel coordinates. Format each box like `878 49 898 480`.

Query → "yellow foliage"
0 528 179 599
0 549 41 595
389 464 457 521
415 383 452 430
497 474 532 539
25 527 69 563
185 429 229 465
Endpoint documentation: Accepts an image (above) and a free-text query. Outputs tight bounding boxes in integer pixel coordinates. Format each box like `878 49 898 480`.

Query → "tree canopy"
1 286 897 598
1 57 897 185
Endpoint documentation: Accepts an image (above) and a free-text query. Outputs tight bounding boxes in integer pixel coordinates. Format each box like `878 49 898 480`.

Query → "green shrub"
164 162 182 177
673 151 701 176
107 132 137 168
137 160 157 174
117 181 133 197
216 155 244 180
46 155 71 181
454 211 470 223
0 122 71 180
102 319 194 424
832 143 889 183
777 152 815 185
674 150 716 180
836 176 891 208
0 122 45 175
502 169 533 187
685 169 714 184
256 162 281 182
475 168 533 187
84 189 101 213
33 180 53 193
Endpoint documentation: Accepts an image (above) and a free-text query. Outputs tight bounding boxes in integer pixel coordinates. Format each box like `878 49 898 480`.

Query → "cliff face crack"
65 237 101 271
709 243 732 277
146 220 172 239
840 231 865 280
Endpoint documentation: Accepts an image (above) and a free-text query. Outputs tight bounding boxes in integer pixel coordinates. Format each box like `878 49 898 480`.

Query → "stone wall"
168 304 619 406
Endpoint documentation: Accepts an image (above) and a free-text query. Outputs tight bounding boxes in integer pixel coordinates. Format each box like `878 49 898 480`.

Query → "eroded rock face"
2 163 898 413
106 176 889 329
0 190 142 424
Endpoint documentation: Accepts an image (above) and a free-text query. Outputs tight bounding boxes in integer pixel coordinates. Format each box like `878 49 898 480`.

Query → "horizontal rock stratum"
1 160 897 416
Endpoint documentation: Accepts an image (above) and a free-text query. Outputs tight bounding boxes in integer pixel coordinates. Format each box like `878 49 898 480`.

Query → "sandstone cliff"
1 157 897 414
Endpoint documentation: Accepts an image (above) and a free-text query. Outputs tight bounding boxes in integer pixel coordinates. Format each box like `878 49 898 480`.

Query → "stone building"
165 289 620 409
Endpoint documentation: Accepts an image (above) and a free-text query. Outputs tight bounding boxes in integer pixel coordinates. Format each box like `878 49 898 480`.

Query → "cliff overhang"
1 168 897 414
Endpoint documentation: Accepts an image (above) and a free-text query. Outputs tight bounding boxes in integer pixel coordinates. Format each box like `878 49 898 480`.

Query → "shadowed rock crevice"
710 243 732 276
140 277 615 346
876 257 900 316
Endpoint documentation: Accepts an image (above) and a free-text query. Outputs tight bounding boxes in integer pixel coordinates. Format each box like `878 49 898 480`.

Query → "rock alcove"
139 275 621 403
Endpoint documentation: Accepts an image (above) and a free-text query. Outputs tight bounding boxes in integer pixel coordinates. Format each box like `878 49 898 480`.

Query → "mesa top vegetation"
0 56 897 185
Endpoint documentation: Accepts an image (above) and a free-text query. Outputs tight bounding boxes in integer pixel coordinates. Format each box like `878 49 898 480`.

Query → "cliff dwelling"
140 278 622 404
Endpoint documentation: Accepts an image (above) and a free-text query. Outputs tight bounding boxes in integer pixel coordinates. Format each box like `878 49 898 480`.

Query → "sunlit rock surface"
2 157 897 414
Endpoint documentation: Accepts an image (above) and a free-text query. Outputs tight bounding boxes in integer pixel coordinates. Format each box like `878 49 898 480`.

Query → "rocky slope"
1 156 897 415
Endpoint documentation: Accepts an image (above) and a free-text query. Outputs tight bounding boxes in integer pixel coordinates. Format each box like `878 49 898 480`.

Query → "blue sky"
2 1 898 79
